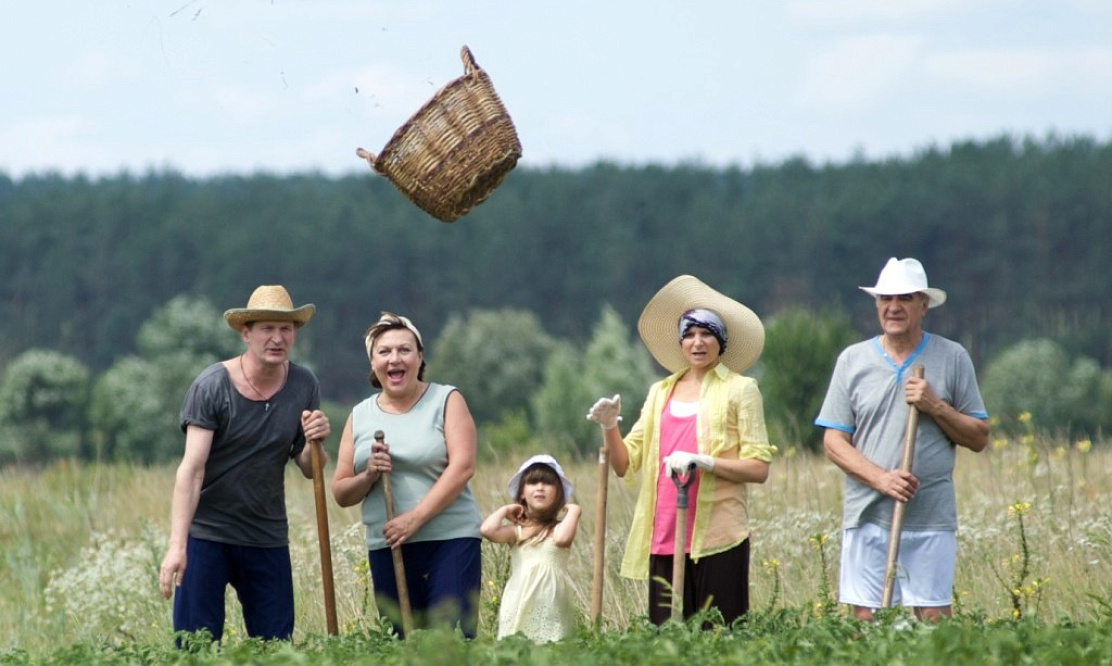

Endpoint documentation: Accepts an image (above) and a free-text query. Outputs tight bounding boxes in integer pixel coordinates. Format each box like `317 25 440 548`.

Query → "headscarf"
679 308 727 354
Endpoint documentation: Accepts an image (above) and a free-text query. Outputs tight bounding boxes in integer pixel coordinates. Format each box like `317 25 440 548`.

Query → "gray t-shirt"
352 382 481 551
815 333 988 531
180 361 320 547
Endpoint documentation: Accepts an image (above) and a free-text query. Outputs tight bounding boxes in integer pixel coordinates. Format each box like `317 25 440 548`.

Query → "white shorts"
839 522 955 609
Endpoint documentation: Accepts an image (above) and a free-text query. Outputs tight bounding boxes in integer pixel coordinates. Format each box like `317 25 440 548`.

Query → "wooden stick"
375 430 414 637
309 438 338 635
670 465 696 621
590 445 609 625
881 364 925 608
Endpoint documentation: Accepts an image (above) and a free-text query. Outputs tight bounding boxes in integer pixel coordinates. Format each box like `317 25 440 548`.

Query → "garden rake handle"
670 464 696 621
882 364 925 608
375 430 414 637
590 445 609 625
309 438 338 635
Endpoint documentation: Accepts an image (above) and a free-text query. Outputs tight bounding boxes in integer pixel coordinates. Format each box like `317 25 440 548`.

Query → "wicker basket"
356 46 522 223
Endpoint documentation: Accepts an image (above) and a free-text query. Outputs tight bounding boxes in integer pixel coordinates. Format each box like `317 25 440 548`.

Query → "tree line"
1 133 1110 462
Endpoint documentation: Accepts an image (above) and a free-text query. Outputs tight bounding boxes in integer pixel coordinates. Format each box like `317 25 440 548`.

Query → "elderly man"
815 257 989 621
158 285 331 642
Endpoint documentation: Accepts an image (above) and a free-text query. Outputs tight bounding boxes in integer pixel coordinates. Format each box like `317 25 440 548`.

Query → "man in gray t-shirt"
157 285 332 643
815 258 989 622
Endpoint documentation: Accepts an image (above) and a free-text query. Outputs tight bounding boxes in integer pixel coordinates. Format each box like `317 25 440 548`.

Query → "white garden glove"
663 452 715 475
586 394 622 430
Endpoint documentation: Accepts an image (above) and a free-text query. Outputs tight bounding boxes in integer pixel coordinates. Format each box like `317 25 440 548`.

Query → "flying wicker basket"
356 45 522 223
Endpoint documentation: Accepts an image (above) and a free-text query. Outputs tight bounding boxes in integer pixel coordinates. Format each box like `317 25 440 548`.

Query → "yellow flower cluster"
1007 501 1032 519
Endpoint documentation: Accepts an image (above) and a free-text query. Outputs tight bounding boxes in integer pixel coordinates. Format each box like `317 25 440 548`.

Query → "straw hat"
859 257 947 308
638 275 764 373
224 285 316 331
506 454 574 501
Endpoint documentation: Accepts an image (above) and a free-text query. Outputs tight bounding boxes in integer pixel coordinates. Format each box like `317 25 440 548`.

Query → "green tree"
0 350 90 464
533 305 658 457
982 338 1109 437
87 296 239 463
428 309 557 426
759 308 857 452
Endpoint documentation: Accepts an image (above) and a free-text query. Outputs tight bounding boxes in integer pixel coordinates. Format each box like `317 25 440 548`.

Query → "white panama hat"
505 454 573 501
859 257 947 308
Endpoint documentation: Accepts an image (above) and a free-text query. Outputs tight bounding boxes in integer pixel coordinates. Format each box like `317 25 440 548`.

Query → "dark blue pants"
368 537 481 638
173 536 294 643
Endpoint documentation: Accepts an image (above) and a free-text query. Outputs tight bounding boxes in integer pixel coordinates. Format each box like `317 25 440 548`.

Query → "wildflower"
1018 412 1033 425
1007 501 1032 519
992 437 1009 451
1076 439 1092 454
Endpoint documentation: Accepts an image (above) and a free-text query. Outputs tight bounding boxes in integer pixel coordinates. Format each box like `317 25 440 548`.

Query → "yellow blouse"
619 363 775 579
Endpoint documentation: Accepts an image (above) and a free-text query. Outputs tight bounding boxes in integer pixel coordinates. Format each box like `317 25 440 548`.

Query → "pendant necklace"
240 354 288 411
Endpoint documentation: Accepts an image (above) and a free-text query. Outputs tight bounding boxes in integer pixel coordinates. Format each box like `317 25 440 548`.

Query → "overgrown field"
3 425 1112 664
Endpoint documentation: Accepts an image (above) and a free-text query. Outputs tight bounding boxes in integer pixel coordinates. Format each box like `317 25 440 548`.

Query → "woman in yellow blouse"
588 275 776 626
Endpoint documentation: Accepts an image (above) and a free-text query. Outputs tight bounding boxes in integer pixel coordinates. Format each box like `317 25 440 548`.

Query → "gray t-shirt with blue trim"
815 332 988 531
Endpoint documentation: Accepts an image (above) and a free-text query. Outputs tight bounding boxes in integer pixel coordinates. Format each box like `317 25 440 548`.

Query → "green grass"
3 423 1112 663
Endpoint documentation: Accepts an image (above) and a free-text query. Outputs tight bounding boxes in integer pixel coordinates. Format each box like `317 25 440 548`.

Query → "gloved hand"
663 452 715 475
586 394 622 430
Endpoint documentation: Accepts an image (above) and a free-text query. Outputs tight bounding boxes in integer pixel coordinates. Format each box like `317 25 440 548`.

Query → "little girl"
480 454 582 642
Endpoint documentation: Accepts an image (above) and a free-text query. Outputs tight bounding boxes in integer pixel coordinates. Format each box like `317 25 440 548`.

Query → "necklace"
239 354 287 411
881 335 912 364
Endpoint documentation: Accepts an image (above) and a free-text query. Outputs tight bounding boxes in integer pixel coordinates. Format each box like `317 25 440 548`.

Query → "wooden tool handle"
590 446 609 624
881 364 925 608
375 430 414 637
309 439 338 635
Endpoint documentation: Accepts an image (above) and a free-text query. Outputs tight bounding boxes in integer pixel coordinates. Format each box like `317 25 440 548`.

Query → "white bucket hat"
859 257 947 308
506 454 573 501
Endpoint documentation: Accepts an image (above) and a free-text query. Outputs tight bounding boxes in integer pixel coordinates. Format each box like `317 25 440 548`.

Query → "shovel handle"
375 430 415 637
881 364 924 608
670 464 696 621
309 438 338 635
590 445 609 625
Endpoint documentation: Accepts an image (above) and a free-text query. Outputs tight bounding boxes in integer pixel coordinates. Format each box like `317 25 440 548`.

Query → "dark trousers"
368 537 481 638
173 536 294 643
648 538 751 627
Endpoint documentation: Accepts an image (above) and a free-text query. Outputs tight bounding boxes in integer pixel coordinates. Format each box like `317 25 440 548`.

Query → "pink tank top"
650 399 700 555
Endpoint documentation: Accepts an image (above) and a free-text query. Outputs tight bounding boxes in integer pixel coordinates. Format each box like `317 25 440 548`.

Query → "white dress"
497 531 577 642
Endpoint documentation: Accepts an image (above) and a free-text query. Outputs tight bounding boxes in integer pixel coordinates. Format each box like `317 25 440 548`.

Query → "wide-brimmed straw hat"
224 285 315 331
637 275 764 374
859 257 947 308
506 454 573 501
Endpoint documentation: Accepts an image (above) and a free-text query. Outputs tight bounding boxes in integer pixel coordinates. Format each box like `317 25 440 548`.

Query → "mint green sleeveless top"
352 383 481 550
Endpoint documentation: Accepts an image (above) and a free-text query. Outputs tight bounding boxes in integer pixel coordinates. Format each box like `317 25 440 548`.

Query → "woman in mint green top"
332 312 481 637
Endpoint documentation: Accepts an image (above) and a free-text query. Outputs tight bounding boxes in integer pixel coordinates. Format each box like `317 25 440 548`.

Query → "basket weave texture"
356 46 522 223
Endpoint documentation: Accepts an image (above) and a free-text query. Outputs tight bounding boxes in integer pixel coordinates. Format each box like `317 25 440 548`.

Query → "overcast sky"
3 0 1110 178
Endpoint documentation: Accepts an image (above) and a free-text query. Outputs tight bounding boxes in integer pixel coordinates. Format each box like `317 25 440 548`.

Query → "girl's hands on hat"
587 394 622 430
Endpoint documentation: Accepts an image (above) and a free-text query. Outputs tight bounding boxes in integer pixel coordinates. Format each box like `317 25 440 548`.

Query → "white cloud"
788 0 970 24
798 34 924 110
924 46 1112 93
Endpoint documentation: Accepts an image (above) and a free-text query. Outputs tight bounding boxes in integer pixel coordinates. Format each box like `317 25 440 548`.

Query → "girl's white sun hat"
506 454 573 500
